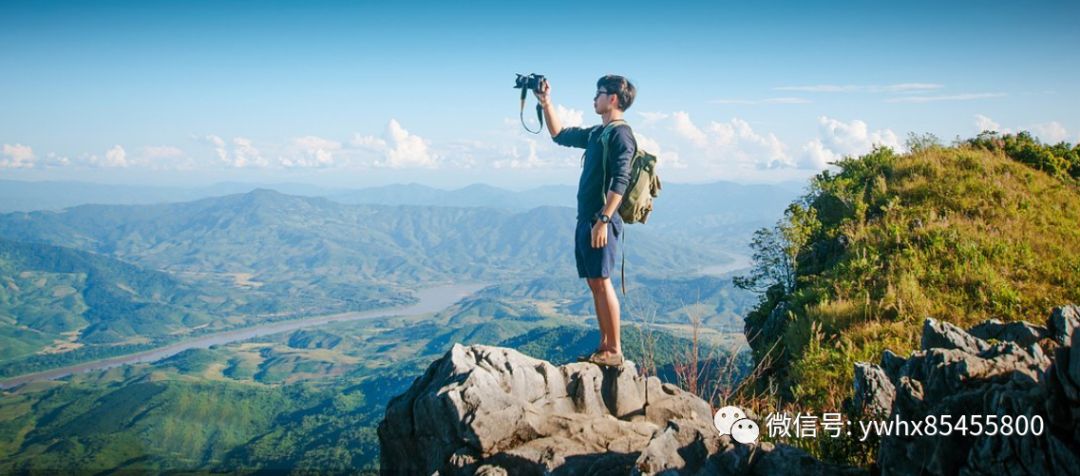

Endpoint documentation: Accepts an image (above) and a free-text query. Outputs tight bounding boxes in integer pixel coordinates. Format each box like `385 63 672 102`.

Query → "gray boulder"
379 344 866 475
855 306 1080 476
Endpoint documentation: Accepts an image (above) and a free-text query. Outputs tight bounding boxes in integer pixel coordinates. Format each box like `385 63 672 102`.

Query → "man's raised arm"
534 80 562 139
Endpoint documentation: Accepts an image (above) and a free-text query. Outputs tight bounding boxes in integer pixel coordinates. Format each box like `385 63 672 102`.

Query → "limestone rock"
379 344 866 475
859 307 1080 476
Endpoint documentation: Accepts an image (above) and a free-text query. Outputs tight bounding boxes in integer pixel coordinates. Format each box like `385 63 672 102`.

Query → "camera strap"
519 87 544 134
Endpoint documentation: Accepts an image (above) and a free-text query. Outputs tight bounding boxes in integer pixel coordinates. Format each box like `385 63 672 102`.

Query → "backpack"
599 119 662 224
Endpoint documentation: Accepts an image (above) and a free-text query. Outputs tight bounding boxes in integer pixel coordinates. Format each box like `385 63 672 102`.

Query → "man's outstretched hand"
534 79 551 107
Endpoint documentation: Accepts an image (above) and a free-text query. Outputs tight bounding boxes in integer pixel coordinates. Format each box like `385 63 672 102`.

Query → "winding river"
0 282 488 390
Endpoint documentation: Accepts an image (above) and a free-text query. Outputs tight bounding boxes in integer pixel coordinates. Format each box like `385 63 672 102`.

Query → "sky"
2 0 1078 189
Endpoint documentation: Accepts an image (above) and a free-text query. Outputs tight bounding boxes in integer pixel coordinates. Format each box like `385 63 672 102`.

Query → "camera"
514 73 546 93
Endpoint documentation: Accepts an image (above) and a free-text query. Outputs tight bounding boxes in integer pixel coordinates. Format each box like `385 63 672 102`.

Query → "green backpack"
599 119 662 224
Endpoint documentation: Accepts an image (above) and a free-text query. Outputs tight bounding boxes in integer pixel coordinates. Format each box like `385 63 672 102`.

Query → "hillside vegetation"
740 134 1080 412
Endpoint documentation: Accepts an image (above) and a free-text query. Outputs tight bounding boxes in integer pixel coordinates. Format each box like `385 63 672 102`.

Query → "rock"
921 317 990 353
1049 305 1080 346
379 344 867 475
853 362 895 418
968 318 1048 347
1071 332 1080 391
869 307 1080 476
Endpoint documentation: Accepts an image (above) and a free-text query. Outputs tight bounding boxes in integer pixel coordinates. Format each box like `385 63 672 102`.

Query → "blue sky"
2 0 1078 188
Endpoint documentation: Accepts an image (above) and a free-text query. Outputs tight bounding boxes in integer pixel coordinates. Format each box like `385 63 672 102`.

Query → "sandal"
577 349 604 362
589 351 624 367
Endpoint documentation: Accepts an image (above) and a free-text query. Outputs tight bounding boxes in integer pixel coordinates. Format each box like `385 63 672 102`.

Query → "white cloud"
204 135 268 168
973 115 1071 144
636 111 796 173
797 116 901 168
555 105 583 128
282 136 341 168
1 143 35 168
102 145 129 167
1031 121 1068 144
353 119 436 168
885 93 1006 103
41 152 71 167
634 131 686 170
774 83 944 93
637 111 670 127
671 111 708 147
799 139 840 169
974 114 1005 134
709 118 793 169
493 138 545 169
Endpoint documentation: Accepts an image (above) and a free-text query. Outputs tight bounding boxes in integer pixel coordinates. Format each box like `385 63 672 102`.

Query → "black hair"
597 74 636 111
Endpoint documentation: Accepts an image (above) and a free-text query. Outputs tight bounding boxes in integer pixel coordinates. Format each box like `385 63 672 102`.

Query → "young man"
535 75 637 367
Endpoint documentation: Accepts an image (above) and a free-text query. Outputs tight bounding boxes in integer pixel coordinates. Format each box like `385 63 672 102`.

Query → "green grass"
738 136 1080 466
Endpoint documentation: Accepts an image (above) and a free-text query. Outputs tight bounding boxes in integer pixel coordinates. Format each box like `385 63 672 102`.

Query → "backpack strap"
599 119 630 295
599 119 630 207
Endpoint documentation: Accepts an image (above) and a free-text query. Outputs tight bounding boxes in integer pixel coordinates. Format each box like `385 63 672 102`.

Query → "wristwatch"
597 213 611 224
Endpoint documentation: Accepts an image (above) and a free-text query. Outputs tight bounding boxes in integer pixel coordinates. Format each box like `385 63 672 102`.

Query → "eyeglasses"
594 90 612 100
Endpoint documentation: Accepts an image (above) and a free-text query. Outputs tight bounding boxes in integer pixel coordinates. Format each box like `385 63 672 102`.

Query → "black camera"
514 73 546 93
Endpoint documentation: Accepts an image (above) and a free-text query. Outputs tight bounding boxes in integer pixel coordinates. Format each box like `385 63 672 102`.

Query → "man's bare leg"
588 277 621 355
588 278 610 352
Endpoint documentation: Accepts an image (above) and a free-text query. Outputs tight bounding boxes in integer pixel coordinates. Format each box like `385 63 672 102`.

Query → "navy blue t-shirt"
554 123 636 222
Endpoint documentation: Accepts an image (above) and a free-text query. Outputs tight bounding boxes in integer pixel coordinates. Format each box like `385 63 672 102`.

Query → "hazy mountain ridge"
0 189 721 286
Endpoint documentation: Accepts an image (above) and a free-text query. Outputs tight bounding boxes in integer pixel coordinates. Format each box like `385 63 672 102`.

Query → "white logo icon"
730 418 760 444
713 405 746 436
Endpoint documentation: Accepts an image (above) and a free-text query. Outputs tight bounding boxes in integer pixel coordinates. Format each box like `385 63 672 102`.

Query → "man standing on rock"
535 75 637 367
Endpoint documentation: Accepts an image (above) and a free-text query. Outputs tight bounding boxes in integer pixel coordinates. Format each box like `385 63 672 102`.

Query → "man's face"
593 88 617 114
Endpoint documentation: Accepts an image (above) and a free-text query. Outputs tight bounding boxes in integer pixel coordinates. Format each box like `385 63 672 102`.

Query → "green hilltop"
740 133 1080 413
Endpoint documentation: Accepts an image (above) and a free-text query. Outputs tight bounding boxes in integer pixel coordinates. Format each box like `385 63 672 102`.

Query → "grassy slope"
746 144 1080 411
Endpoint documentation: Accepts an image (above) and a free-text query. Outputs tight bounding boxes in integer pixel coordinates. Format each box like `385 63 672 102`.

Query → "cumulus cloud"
205 135 268 168
353 119 436 168
282 136 341 168
636 111 795 173
634 131 686 169
637 111 670 126
98 145 130 167
974 114 1005 134
1 143 35 168
1031 122 1068 144
973 115 1071 144
671 111 708 147
712 119 792 168
798 116 901 169
492 138 545 169
555 105 584 128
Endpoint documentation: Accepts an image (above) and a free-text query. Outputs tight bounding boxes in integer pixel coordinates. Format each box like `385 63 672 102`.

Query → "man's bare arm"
600 191 623 220
591 191 624 248
534 80 562 139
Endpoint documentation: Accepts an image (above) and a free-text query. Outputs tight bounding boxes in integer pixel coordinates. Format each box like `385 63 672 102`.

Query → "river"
0 282 488 389
695 251 753 277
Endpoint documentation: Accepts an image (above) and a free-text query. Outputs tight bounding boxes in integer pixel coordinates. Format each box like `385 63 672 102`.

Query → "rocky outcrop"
853 306 1080 476
379 344 865 475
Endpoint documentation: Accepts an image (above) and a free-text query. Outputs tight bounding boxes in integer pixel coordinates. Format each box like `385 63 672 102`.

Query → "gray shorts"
575 218 621 279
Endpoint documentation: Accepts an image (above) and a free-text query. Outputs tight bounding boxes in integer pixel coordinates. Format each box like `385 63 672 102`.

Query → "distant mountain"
330 183 576 210
0 180 341 212
0 180 802 233
0 189 720 287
